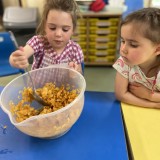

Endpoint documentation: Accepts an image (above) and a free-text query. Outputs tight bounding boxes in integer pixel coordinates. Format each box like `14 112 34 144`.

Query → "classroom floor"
0 66 116 92
84 66 116 92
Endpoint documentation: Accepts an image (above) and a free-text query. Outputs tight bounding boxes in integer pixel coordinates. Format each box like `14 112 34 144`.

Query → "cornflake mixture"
10 82 79 122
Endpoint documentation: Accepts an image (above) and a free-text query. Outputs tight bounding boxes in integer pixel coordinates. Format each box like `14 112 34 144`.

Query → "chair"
81 62 85 75
0 31 24 77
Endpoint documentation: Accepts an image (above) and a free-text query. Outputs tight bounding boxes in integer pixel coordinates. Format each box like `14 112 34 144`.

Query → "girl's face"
120 23 159 68
45 9 74 52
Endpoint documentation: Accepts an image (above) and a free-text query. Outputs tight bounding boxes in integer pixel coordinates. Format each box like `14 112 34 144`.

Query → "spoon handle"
25 67 36 92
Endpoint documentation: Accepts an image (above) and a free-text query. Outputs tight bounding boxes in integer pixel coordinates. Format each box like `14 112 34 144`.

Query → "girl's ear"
155 44 160 55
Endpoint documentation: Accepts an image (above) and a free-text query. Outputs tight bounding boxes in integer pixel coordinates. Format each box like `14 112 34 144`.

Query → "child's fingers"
68 62 75 68
74 63 79 70
12 46 24 56
69 62 78 69
12 47 29 68
19 46 24 51
12 51 22 57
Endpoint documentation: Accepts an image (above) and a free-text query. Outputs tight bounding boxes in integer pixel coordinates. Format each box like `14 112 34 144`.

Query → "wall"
2 0 45 16
144 0 151 7
22 0 44 15
2 0 152 16
2 0 19 7
3 0 152 7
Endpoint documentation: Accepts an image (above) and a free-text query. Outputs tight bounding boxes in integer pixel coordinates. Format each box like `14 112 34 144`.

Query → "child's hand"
68 61 78 70
10 47 29 69
68 61 81 73
129 82 150 100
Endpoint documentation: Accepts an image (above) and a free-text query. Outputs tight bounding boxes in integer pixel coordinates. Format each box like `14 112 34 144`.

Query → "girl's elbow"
115 91 122 101
115 91 126 102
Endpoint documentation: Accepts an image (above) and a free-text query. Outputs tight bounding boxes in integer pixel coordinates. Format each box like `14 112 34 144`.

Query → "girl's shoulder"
67 40 81 48
27 35 47 45
113 56 129 70
113 56 139 73
27 35 50 53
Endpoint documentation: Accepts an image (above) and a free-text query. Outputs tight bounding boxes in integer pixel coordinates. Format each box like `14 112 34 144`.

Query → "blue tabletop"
0 86 128 160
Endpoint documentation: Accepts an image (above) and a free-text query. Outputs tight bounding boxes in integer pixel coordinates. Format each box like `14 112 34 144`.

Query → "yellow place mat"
121 102 160 160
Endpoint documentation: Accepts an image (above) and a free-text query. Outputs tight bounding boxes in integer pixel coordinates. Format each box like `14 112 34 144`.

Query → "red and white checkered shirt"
26 35 84 70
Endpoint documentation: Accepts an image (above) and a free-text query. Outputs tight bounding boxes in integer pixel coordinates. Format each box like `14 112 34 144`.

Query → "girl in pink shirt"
9 0 84 73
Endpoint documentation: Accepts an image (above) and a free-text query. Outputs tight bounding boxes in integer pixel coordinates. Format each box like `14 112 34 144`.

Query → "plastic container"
89 42 116 49
88 55 115 62
77 18 87 26
89 34 117 42
89 49 116 56
71 35 86 42
75 27 86 34
90 26 118 35
89 18 119 27
79 41 87 49
0 66 86 139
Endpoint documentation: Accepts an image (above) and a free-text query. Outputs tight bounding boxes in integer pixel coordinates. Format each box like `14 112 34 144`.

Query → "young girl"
113 7 160 108
9 0 84 73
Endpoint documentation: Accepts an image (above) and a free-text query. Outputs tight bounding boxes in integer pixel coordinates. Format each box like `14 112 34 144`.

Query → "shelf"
73 11 122 66
81 11 123 17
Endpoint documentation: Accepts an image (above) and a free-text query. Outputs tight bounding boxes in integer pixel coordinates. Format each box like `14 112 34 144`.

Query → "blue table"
0 86 128 160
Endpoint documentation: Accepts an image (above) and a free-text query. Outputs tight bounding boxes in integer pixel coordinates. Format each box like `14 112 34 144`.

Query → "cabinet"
72 11 122 66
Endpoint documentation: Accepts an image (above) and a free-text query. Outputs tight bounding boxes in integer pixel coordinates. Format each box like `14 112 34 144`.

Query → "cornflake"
10 82 79 122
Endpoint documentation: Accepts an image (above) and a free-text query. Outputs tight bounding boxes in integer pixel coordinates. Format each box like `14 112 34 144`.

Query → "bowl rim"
0 65 86 126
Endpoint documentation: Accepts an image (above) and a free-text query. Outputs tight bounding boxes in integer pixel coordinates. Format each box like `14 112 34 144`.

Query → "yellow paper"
121 102 160 160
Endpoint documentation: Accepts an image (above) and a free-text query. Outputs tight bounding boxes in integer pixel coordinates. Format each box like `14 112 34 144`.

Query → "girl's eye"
50 27 56 31
49 28 69 32
120 39 125 44
62 28 69 32
129 42 138 48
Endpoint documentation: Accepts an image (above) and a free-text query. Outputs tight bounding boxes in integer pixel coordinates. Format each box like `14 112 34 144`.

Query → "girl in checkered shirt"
113 8 160 108
9 0 84 73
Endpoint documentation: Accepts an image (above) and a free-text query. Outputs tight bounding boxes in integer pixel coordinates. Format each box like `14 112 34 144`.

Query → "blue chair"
0 32 24 77
81 62 84 75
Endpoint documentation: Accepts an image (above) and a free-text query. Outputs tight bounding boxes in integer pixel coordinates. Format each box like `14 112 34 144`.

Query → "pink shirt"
113 56 160 91
26 35 84 70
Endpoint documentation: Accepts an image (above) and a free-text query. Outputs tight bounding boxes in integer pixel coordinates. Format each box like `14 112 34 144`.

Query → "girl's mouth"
54 40 62 45
121 56 133 67
122 56 128 62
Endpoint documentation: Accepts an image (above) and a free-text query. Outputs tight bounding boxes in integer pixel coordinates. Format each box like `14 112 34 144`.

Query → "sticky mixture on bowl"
10 82 79 122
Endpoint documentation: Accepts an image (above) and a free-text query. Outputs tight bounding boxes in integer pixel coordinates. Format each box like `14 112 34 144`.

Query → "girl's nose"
120 44 128 55
55 29 62 37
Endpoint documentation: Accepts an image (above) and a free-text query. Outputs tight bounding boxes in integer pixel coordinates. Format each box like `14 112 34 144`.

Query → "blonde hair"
36 0 81 35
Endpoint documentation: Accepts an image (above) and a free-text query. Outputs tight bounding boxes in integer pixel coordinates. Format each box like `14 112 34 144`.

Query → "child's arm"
129 82 160 102
115 72 160 108
9 45 34 69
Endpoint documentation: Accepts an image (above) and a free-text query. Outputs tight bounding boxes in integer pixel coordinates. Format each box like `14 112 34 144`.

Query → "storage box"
88 55 115 62
89 34 117 42
79 42 86 49
89 49 116 56
89 42 116 49
89 18 119 27
74 27 86 35
3 7 38 29
77 19 87 26
90 26 118 35
72 35 86 42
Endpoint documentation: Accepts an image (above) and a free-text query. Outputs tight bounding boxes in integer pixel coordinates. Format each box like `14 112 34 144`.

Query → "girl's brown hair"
36 0 81 35
121 7 160 44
